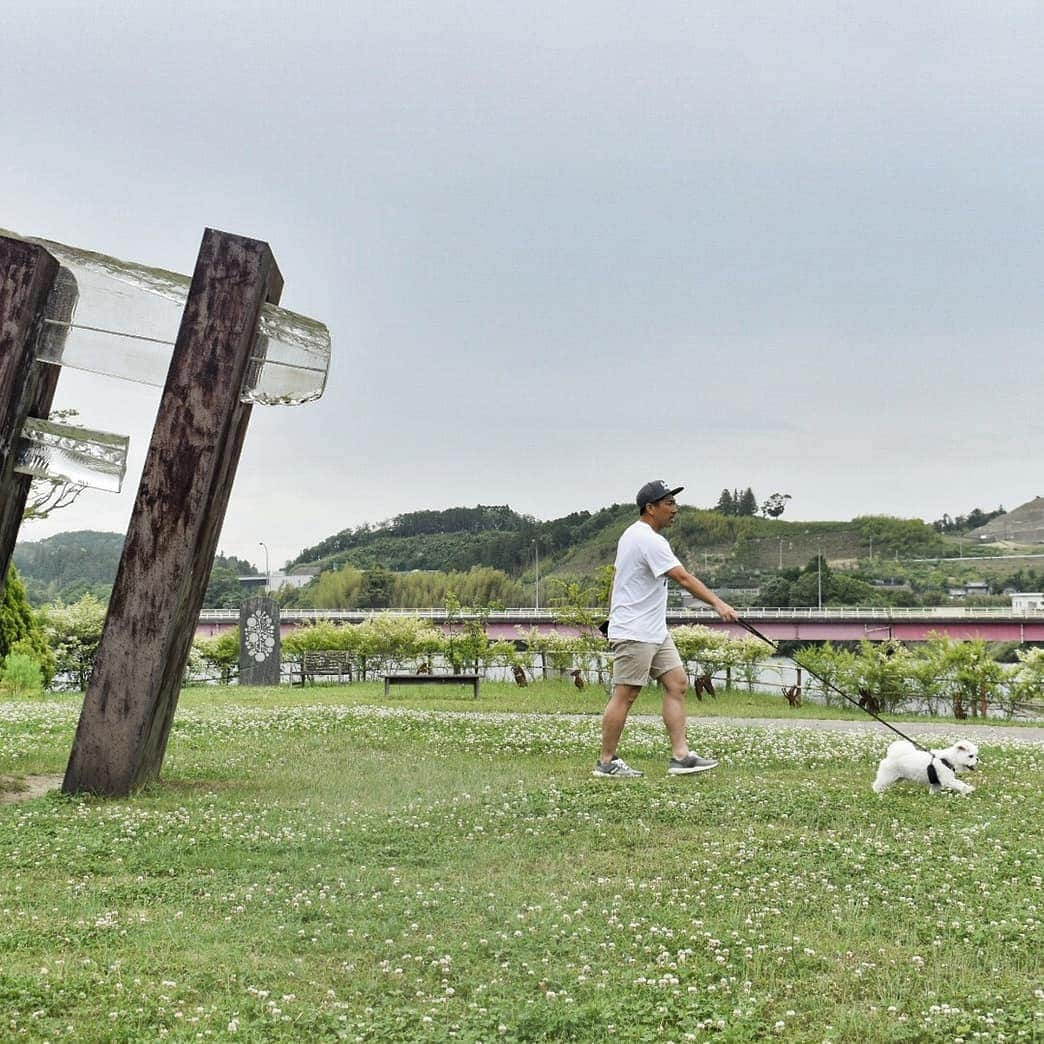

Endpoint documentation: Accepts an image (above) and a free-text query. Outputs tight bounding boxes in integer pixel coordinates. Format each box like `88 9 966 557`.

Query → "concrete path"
670 715 1044 745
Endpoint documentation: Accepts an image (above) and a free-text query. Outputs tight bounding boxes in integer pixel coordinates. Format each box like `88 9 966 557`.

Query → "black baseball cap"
636 480 684 510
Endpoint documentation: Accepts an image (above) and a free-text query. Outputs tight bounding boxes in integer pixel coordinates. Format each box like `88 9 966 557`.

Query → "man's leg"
659 666 690 760
600 684 642 764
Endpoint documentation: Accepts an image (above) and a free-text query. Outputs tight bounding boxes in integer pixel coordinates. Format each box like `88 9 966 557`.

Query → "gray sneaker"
668 753 718 775
593 756 644 778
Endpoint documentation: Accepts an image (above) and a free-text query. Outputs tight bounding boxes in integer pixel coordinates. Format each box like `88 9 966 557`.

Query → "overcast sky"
4 2 1042 571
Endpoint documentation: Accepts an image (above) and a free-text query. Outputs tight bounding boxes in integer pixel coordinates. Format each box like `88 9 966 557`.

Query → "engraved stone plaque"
239 595 281 686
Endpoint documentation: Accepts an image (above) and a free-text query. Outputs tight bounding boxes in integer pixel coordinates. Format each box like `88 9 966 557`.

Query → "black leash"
736 618 930 752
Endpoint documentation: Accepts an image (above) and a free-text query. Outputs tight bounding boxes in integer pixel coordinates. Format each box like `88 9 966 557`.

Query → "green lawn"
191 678 1039 727
1 683 1041 1042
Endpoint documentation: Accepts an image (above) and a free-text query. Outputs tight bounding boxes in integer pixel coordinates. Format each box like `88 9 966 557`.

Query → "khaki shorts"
611 634 684 688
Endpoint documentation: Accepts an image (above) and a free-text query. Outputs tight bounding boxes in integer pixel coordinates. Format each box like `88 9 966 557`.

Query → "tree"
594 564 615 607
1006 647 1044 719
760 492 792 518
12 530 123 606
932 506 1006 534
1 566 55 685
793 643 855 709
828 574 888 606
715 489 735 515
789 556 832 606
931 636 1005 718
193 629 240 685
0 651 45 696
297 565 366 609
442 595 491 673
759 575 792 607
22 477 86 522
546 576 598 610
736 488 758 516
38 593 107 691
203 554 255 609
1 567 36 659
847 639 912 714
361 565 394 608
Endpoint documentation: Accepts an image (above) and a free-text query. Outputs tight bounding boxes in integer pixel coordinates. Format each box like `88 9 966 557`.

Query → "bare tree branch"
19 410 86 523
23 477 86 521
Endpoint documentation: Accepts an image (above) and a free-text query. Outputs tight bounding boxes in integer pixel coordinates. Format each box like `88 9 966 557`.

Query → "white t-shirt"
608 520 682 642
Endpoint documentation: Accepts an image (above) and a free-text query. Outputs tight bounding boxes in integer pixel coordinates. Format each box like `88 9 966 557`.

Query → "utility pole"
259 540 270 592
533 538 540 610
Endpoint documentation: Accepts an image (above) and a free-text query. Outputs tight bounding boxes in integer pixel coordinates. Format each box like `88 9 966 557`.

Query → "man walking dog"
595 480 739 778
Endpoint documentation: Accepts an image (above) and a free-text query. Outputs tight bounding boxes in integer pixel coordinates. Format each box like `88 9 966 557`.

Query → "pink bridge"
196 607 1044 644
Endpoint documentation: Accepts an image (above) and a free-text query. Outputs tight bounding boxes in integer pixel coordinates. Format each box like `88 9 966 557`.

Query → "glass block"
15 417 130 493
5 232 331 405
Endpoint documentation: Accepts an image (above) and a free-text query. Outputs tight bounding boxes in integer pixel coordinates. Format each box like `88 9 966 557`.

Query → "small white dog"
872 739 979 796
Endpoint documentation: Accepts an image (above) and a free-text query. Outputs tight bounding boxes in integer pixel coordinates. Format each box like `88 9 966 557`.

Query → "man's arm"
665 565 739 622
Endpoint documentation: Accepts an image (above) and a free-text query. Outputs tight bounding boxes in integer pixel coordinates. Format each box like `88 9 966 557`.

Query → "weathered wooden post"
64 230 284 797
0 237 61 582
239 595 281 686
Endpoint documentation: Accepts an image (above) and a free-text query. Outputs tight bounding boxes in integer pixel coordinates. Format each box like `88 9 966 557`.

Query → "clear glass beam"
1 231 331 406
15 417 130 493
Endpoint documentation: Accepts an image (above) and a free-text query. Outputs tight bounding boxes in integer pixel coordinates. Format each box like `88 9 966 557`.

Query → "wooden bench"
383 673 480 699
296 650 353 686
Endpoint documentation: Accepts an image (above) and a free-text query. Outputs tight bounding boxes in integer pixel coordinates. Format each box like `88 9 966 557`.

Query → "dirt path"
0 774 63 804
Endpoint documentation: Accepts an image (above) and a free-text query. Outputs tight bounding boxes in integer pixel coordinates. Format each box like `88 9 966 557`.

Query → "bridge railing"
196 605 1044 623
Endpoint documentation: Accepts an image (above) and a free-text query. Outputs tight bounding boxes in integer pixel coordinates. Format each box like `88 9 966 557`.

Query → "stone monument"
239 595 281 686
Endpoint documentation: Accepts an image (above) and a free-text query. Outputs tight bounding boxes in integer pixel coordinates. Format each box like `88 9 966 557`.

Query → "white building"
1011 592 1044 611
238 569 318 593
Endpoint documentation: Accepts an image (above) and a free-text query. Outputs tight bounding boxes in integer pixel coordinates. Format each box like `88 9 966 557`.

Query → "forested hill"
287 503 962 587
289 503 636 575
16 500 1020 609
12 531 125 604
12 531 254 608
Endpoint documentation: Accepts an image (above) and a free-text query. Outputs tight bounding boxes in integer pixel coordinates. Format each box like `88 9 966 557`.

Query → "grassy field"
1 682 1041 1042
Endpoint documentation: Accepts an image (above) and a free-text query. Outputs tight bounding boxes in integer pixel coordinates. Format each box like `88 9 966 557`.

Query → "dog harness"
926 757 955 785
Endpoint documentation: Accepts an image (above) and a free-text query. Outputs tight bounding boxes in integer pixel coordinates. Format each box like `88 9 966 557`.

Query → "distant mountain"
969 496 1044 544
289 503 636 576
12 530 124 605
288 503 951 590
12 530 256 608
14 501 976 608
